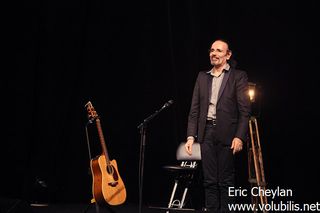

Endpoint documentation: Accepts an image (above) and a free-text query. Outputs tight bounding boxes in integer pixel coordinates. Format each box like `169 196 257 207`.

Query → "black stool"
162 142 201 212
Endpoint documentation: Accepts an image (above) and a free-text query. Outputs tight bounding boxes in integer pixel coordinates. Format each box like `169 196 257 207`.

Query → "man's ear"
226 50 232 59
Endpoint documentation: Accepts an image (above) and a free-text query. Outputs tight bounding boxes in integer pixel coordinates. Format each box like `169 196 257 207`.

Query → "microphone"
138 99 174 128
161 100 174 110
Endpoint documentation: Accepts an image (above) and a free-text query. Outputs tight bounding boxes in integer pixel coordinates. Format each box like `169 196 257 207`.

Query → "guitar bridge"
108 181 118 187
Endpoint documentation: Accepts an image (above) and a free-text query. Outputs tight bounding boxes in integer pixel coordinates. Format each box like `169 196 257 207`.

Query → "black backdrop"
4 0 319 208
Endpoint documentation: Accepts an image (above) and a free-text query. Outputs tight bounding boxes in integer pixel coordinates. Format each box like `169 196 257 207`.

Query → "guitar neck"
95 118 110 163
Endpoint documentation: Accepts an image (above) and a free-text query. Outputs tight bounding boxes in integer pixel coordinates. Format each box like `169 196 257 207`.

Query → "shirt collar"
206 63 231 75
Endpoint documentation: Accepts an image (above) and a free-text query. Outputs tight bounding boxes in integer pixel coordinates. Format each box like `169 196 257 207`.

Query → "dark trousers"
201 122 235 212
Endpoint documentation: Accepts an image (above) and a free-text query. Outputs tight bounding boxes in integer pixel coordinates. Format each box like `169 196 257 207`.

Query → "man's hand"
231 137 243 154
185 138 194 155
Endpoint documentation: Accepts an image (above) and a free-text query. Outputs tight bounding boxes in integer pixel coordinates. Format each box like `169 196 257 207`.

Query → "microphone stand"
137 104 170 213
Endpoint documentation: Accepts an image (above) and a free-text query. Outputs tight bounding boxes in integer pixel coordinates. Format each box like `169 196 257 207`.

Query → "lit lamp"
248 82 261 118
248 82 256 103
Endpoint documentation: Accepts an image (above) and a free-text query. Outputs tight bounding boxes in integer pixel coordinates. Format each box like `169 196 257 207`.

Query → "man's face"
209 40 232 67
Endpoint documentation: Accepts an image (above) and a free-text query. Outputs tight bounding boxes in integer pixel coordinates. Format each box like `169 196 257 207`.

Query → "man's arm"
186 73 201 154
187 74 201 139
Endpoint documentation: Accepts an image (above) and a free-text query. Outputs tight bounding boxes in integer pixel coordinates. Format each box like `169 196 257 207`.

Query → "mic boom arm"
137 100 174 129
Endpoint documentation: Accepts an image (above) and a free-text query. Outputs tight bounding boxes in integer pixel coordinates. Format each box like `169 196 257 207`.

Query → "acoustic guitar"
85 101 126 206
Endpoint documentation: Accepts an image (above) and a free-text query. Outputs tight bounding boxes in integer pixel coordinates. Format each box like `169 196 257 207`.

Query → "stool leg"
168 180 178 209
179 187 188 208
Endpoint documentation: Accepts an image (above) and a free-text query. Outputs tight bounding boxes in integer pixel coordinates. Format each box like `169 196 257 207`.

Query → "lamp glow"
248 82 256 103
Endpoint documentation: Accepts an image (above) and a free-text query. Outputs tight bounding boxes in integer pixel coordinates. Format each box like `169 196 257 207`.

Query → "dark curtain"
4 0 318 207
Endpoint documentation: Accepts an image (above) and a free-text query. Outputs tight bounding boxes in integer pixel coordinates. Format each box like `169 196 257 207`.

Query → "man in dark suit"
185 39 251 212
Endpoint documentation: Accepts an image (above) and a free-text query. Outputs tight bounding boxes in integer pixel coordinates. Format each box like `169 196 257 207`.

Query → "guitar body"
90 155 127 206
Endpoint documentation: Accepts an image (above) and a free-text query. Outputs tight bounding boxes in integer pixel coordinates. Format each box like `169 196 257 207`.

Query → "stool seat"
163 165 197 172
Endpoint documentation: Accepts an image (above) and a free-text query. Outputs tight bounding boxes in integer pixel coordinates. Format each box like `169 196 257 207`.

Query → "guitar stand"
83 199 116 213
82 200 100 213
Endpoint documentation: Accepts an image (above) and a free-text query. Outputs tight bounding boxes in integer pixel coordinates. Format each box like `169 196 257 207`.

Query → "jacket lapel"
206 72 213 103
217 69 231 101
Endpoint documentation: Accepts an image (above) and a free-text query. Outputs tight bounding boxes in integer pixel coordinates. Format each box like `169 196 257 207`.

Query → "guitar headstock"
85 101 99 122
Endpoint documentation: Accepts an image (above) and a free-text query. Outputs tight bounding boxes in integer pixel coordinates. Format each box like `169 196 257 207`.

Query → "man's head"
209 39 232 68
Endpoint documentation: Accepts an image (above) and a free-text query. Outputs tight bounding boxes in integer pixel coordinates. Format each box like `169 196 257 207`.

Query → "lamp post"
247 82 268 212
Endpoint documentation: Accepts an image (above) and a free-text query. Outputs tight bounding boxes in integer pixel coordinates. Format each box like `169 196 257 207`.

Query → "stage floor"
1 197 204 213
31 203 138 213
30 203 203 213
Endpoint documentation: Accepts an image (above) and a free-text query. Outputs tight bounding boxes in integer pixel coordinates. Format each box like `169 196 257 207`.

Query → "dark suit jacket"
187 68 251 145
